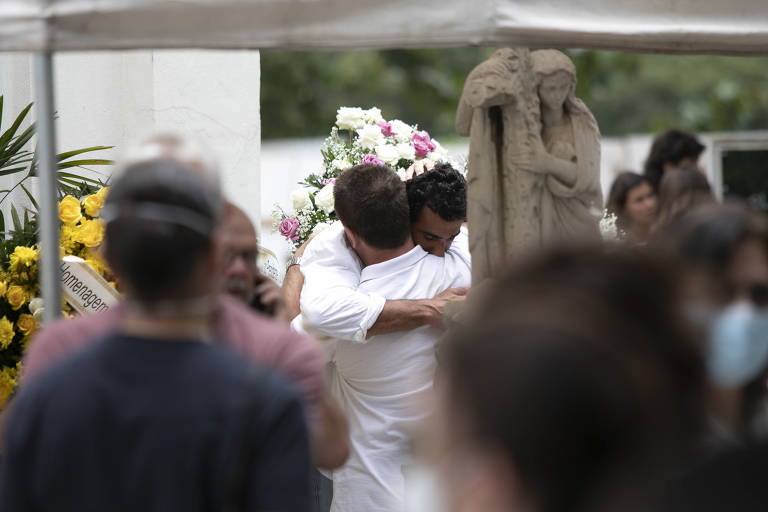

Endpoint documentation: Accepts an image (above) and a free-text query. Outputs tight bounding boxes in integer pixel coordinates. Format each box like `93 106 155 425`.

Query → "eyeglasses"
223 249 258 269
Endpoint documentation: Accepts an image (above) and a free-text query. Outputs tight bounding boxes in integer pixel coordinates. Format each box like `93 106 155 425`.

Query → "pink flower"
362 154 385 166
377 121 395 137
323 178 337 185
279 217 300 242
412 130 436 158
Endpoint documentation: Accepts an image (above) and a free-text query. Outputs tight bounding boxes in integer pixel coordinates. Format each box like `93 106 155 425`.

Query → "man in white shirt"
285 163 470 341
297 164 471 512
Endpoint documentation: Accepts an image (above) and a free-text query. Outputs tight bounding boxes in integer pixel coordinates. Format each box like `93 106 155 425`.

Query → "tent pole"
33 52 61 323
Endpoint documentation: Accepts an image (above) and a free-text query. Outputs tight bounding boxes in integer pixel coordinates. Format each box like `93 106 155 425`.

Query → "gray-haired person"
0 159 311 511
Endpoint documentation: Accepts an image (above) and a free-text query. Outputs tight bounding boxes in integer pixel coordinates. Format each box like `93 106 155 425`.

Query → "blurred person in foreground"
606 172 658 245
0 159 311 511
644 128 705 193
653 164 715 232
434 245 706 512
653 203 768 511
653 203 768 444
18 135 347 471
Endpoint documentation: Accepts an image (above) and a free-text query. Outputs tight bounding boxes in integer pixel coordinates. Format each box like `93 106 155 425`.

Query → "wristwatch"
286 255 302 271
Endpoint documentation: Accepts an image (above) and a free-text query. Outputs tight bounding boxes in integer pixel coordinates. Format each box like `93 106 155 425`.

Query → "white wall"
0 50 261 225
260 131 768 258
153 50 261 221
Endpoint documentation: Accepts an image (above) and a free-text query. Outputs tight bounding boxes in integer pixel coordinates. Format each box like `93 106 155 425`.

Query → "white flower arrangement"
599 210 620 241
314 183 335 214
290 188 312 211
272 106 448 251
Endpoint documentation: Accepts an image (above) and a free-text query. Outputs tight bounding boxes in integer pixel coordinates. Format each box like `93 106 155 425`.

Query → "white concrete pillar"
0 50 261 225
153 50 261 224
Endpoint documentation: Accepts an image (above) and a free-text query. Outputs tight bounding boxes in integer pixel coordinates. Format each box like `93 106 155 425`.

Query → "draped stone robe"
456 48 544 283
540 104 603 244
457 49 602 284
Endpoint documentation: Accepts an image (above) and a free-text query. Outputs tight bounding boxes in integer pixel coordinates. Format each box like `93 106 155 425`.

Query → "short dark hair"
104 159 221 302
644 129 705 191
333 164 410 249
406 163 467 223
606 172 653 231
443 245 706 511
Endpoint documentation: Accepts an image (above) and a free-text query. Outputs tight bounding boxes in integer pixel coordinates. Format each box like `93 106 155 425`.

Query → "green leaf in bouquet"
4 125 37 165
0 166 29 177
57 171 105 186
58 184 81 198
10 205 21 233
0 102 32 158
396 158 414 170
58 177 88 188
301 173 326 189
57 159 113 170
3 153 34 169
19 183 39 211
21 208 38 236
57 146 113 162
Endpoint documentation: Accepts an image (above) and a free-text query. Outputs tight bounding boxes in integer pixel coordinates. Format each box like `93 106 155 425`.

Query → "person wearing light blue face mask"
708 298 768 389
653 202 768 442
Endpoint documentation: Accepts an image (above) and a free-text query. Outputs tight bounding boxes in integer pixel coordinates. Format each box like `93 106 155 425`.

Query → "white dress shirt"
297 222 470 342
296 222 471 512
296 222 386 343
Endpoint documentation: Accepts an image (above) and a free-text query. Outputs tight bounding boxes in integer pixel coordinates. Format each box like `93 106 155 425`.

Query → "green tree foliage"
572 51 768 135
261 48 493 140
261 49 768 139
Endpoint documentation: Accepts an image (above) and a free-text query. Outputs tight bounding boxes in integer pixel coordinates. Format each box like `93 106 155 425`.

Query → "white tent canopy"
3 0 768 54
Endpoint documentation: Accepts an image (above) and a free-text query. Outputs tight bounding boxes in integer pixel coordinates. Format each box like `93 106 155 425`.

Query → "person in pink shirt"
15 134 349 471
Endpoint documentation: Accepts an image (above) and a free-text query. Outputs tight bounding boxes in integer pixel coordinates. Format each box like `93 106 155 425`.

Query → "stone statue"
457 48 602 282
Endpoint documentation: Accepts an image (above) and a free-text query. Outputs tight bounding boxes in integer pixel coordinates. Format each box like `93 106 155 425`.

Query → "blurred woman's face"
624 182 658 228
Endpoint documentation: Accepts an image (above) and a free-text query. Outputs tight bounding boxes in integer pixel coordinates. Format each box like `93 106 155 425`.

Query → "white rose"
389 120 414 142
356 124 385 150
311 222 332 236
396 168 408 181
315 183 335 213
290 188 312 211
396 142 416 161
28 297 44 315
363 107 384 124
33 307 45 323
374 144 401 165
599 211 619 240
332 158 352 171
336 107 365 130
271 205 283 227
